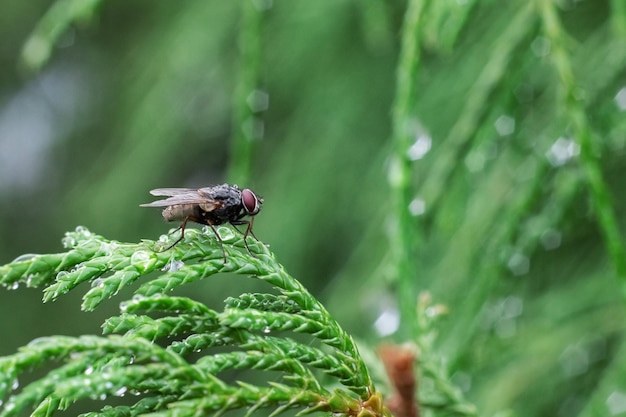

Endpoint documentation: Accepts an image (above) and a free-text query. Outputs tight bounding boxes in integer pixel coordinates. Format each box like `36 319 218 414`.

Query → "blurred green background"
1 1 626 416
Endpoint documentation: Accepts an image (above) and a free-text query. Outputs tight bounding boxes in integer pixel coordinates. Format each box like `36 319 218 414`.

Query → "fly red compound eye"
242 189 261 215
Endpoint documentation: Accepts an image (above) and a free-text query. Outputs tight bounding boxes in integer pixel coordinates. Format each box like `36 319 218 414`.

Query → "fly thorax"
199 203 215 212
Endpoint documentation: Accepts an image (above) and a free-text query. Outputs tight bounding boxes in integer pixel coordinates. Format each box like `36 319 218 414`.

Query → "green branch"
228 0 267 185
538 0 626 283
0 227 386 417
389 0 427 340
20 0 103 71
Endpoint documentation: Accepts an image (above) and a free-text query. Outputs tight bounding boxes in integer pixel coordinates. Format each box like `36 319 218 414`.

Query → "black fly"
141 184 263 262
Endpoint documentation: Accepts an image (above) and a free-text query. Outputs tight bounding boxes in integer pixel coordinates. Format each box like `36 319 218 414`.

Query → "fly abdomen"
162 205 200 222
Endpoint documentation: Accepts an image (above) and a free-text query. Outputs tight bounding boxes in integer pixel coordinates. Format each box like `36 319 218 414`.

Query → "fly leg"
230 218 258 258
162 217 189 251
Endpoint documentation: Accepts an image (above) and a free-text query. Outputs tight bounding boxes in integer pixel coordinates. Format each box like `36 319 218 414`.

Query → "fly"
140 184 263 262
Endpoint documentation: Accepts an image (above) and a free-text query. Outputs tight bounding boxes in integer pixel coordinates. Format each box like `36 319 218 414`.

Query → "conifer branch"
0 227 386 417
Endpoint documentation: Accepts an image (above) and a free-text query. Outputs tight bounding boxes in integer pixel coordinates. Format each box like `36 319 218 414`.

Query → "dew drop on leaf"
11 253 39 263
162 259 184 272
56 271 69 280
99 242 118 255
130 250 153 271
25 273 36 286
132 294 146 301
62 236 77 248
74 226 92 236
131 250 150 264
91 278 105 288
217 226 235 241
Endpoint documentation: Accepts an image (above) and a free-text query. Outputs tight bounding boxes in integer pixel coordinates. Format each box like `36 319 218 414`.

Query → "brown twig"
378 344 418 417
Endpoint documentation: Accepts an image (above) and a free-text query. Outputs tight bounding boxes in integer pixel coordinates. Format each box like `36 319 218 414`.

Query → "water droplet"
132 294 146 302
373 307 400 337
242 117 264 141
162 259 184 273
465 151 486 172
217 227 235 241
131 250 150 264
481 296 523 338
9 282 19 290
56 271 69 280
74 226 89 234
11 379 19 390
62 236 77 248
407 133 432 161
26 274 36 287
130 250 153 271
119 301 129 312
546 137 580 167
247 89 269 112
607 391 626 415
531 36 551 57
408 198 425 216
84 366 94 375
541 229 562 250
114 386 128 397
507 252 529 276
560 344 589 377
615 87 626 111
91 278 105 288
11 253 39 263
494 115 515 136
501 296 523 318
263 327 271 334
99 242 118 255
252 0 273 11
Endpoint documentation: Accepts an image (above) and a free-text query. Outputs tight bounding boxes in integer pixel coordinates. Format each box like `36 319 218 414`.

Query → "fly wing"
140 188 220 209
148 188 199 196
